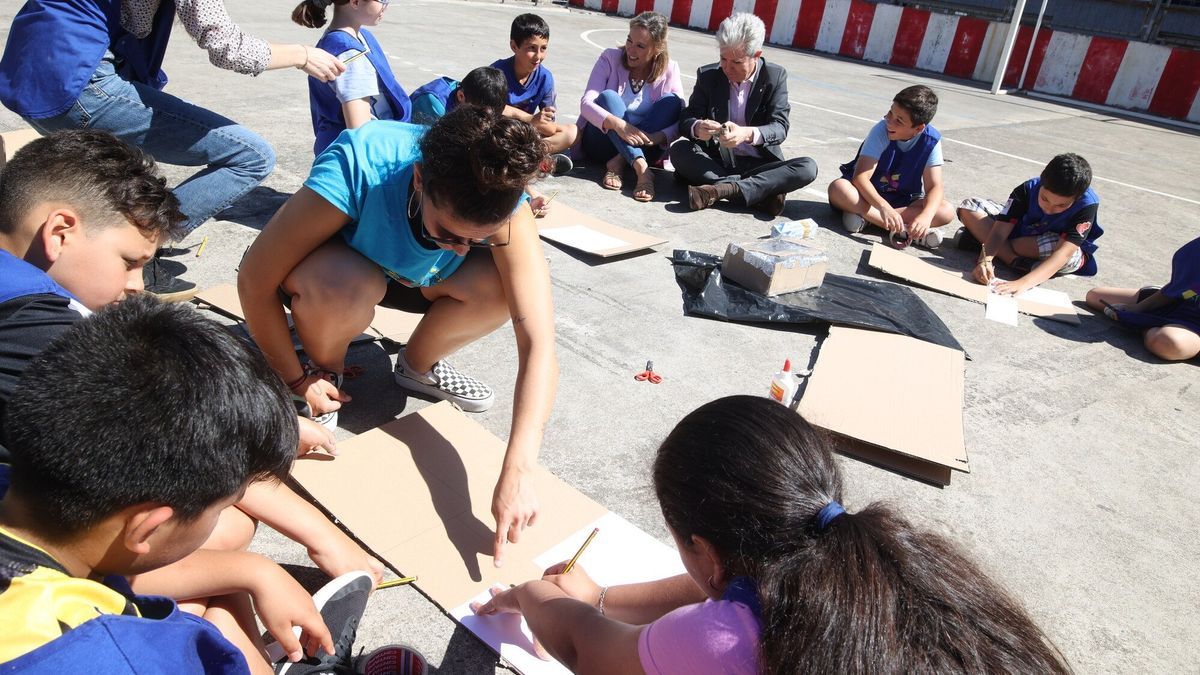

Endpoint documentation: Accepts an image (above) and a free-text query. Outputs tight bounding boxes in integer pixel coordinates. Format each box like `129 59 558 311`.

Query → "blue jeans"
582 90 683 165
25 56 275 235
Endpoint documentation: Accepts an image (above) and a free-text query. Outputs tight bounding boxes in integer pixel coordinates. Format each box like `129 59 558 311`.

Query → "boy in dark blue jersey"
1087 236 1200 361
492 13 578 165
958 153 1104 296
828 85 954 248
0 296 350 673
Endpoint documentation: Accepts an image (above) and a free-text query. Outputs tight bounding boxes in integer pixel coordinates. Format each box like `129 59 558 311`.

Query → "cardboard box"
722 237 828 296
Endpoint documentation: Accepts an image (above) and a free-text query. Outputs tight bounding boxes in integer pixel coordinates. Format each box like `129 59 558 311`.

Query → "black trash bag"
671 249 964 353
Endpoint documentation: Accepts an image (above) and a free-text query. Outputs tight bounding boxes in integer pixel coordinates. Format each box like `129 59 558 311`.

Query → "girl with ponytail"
293 0 412 154
475 395 1071 674
240 107 558 569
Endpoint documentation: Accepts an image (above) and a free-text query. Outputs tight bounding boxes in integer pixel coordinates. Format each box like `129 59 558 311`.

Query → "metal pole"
1017 0 1049 91
991 0 1029 95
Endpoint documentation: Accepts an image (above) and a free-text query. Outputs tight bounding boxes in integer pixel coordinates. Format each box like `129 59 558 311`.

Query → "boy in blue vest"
411 66 508 125
828 85 954 248
492 13 577 173
0 295 381 673
957 153 1104 295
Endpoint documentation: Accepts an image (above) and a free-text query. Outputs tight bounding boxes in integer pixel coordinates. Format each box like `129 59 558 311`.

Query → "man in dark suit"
670 13 817 216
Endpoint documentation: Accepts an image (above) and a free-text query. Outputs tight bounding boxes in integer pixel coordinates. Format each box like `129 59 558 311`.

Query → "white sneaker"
921 228 944 249
294 368 342 431
842 211 867 233
394 348 494 412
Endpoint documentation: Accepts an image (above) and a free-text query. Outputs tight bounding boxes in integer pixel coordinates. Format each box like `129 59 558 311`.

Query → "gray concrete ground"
3 1 1198 672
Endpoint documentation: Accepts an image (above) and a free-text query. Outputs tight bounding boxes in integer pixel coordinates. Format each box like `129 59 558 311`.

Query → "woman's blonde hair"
623 11 670 83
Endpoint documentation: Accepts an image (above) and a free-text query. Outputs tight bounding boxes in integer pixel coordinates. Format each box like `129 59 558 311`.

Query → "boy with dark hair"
0 296 375 673
410 66 508 125
958 152 1104 295
828 84 954 248
0 129 382 624
491 13 577 171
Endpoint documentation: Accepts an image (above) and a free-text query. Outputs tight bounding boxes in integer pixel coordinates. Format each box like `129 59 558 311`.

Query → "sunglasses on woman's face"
421 218 511 249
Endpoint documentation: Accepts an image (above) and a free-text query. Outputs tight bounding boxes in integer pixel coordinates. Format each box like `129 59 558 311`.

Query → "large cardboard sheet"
194 284 421 345
537 202 666 257
867 243 1080 325
799 326 969 484
290 404 681 673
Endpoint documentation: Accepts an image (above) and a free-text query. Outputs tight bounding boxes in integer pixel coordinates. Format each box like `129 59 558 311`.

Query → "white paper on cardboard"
985 292 1020 326
1015 286 1073 309
539 225 630 252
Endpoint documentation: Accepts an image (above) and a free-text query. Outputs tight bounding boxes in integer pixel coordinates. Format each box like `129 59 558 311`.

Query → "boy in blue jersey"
0 295 354 673
492 13 578 166
411 66 508 125
958 153 1104 295
828 85 954 248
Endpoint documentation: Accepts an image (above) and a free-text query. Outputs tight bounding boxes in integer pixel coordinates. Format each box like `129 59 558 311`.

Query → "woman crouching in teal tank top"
238 107 554 566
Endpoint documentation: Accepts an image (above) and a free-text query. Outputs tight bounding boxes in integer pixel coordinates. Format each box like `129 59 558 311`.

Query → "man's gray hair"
715 13 765 57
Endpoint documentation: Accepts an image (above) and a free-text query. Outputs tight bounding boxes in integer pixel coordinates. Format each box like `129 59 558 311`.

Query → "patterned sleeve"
174 0 272 75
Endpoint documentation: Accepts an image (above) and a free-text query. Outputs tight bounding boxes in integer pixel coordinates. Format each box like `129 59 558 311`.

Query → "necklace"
629 75 645 93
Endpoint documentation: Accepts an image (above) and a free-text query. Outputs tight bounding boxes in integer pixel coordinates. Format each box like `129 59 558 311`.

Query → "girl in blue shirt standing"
293 0 412 155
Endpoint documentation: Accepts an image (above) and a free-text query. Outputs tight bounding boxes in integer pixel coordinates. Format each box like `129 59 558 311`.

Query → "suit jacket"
679 58 790 161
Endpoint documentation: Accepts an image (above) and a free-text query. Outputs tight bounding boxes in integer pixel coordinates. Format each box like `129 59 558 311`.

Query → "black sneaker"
142 257 197 302
548 153 573 177
274 571 373 674
955 227 983 252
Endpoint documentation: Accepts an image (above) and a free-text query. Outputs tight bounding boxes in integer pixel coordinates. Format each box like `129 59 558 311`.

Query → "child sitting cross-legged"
0 296 376 674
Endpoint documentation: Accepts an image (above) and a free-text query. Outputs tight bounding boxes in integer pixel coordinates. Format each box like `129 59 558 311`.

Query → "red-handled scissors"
634 360 662 384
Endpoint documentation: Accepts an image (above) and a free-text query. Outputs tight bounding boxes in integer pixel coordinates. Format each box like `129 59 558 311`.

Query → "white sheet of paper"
539 225 630 252
450 512 686 675
985 292 1020 326
1015 286 1072 308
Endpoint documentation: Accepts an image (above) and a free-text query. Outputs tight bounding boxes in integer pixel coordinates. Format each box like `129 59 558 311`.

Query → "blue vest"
840 125 941 205
0 250 79 306
1013 177 1104 275
0 0 173 119
410 76 458 125
309 28 411 155
721 576 762 620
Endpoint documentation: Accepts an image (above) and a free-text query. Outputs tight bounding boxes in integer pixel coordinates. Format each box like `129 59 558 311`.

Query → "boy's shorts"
959 197 1084 275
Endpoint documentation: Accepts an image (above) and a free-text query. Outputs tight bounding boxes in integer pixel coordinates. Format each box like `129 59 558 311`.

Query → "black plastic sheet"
672 249 964 353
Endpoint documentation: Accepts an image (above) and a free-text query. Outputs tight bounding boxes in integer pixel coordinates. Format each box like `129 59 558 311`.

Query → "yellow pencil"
195 236 208 258
541 190 559 207
562 527 599 575
342 50 368 66
376 575 418 589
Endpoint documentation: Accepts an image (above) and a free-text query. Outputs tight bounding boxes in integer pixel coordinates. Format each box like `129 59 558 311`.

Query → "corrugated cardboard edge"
798 326 969 483
537 202 666 257
1 128 41 162
867 243 1081 325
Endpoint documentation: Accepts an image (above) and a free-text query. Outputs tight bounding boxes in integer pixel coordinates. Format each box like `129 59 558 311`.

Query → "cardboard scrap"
536 202 666 257
799 326 969 485
194 284 421 345
867 243 1080 325
1 127 40 162
290 404 682 673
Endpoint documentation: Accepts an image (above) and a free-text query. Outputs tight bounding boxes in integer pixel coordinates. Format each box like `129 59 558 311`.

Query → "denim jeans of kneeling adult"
581 90 682 165
25 56 276 236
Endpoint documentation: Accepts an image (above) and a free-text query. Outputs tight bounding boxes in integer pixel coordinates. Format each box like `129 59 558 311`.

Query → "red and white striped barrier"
570 0 1200 123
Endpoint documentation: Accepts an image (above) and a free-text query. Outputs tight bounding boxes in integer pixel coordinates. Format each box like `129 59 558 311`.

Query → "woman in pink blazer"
577 12 684 202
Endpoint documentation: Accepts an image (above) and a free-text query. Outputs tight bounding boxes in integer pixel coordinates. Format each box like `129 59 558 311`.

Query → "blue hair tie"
815 501 846 531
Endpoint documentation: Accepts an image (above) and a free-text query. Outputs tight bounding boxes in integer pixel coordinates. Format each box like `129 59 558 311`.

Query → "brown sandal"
633 174 655 202
602 171 623 191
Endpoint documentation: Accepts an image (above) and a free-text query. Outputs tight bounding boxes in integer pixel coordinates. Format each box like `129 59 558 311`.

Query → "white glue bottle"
768 359 798 405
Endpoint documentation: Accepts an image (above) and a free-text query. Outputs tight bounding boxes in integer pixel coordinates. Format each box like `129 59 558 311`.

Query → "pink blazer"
577 47 686 143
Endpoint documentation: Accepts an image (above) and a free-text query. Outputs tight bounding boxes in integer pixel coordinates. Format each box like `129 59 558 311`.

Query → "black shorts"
277 279 433 315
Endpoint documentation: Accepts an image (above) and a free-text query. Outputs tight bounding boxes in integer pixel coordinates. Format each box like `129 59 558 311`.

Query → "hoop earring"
407 188 421 220
707 575 719 591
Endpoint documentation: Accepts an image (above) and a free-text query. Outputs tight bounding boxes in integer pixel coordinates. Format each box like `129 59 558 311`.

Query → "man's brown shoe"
688 184 720 211
754 192 787 217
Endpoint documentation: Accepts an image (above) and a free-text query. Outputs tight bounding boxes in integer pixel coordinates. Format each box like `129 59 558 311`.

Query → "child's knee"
934 200 955 226
1145 328 1199 361
204 506 258 551
1084 288 1103 308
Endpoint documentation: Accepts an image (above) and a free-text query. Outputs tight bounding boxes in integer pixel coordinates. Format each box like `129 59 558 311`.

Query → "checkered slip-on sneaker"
394 350 494 413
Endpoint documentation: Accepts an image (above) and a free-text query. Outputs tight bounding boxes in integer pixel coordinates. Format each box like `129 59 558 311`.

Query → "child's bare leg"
1145 325 1200 361
901 198 955 228
541 123 577 154
1085 287 1140 311
204 593 273 675
957 208 1020 259
828 178 887 228
204 504 258 552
